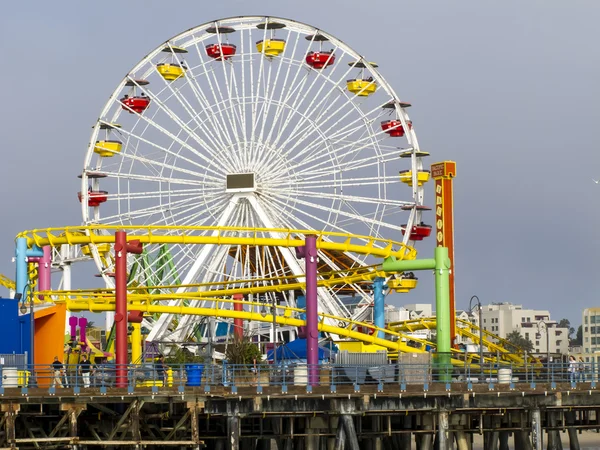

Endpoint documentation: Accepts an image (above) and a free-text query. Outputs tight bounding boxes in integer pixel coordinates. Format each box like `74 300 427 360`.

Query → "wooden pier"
1 382 600 450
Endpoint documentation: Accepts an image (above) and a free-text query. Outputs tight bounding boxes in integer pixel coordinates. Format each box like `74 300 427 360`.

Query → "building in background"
480 303 569 355
577 308 600 364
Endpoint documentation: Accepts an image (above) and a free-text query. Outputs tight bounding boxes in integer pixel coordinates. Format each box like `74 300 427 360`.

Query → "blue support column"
373 277 387 338
15 238 44 297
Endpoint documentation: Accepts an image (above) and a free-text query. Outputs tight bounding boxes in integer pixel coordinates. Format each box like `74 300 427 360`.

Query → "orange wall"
34 304 66 367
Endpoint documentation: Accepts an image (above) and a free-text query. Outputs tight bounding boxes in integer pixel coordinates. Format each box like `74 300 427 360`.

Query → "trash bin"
18 370 30 387
185 364 204 387
2 368 18 388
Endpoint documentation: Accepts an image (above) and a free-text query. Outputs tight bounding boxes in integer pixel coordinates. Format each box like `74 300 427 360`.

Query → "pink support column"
114 231 128 388
296 235 319 385
38 246 51 300
233 294 244 339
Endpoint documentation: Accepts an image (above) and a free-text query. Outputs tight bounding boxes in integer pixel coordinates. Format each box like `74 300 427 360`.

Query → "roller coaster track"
16 225 417 261
0 274 15 291
388 318 539 366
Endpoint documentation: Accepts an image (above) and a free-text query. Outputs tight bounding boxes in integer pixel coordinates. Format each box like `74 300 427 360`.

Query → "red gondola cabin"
120 95 150 114
78 190 109 207
381 120 412 137
305 51 335 69
401 223 432 241
206 43 237 60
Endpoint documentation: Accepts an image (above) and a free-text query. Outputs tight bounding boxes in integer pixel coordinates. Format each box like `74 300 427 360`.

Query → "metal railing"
0 356 596 393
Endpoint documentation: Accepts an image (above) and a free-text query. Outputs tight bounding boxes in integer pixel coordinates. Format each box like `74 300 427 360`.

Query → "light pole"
469 295 484 381
260 296 277 366
537 320 550 378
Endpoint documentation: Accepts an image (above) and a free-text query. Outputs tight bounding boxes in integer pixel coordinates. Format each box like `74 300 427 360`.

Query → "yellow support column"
131 323 142 364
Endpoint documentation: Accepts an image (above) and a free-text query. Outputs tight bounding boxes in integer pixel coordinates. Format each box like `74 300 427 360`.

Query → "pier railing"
0 357 594 394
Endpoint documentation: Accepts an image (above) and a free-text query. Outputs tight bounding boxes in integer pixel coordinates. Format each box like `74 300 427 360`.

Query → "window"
586 348 590 353
586 357 590 362
593 337 597 345
527 317 531 322
525 332 530 339
592 316 597 324
536 341 540 346
522 317 525 322
586 337 589 343
484 319 487 323
585 327 588 332
556 340 561 346
593 327 597 334
585 316 589 324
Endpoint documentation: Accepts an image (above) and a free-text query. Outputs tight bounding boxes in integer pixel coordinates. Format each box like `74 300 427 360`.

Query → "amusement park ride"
2 16 534 380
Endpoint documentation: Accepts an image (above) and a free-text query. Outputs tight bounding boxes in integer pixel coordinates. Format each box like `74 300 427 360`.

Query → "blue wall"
0 299 31 358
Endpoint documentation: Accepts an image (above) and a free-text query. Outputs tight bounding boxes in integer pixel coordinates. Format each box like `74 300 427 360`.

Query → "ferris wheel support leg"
296 235 319 386
373 277 387 339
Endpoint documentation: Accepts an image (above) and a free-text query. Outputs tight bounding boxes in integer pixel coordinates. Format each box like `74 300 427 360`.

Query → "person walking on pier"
578 357 586 382
568 355 577 383
79 355 92 388
51 356 64 388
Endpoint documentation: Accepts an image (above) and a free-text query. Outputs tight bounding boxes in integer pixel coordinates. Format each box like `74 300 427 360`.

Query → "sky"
0 0 599 329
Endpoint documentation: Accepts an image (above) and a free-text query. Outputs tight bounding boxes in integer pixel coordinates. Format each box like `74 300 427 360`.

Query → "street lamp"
469 295 484 381
15 284 34 369
536 320 551 379
260 296 278 366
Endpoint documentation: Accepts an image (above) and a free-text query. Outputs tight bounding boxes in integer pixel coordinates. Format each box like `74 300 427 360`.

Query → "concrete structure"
481 303 569 356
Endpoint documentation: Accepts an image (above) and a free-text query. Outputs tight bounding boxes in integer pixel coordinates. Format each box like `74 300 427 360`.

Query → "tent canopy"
267 338 333 361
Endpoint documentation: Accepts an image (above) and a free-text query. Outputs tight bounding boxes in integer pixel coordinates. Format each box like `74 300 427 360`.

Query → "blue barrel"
185 364 204 387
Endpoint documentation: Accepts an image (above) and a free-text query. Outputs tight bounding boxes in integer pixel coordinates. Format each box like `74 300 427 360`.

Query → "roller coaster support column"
114 231 143 388
296 235 319 385
233 294 244 340
373 277 386 338
14 238 44 298
382 247 452 378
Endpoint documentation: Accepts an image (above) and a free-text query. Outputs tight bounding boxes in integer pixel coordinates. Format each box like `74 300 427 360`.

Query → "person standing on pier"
51 356 64 388
79 355 92 388
568 356 577 383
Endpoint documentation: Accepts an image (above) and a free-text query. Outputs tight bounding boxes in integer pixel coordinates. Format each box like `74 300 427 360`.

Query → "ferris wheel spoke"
108 115 228 180
262 35 307 147
254 29 293 167
264 190 403 232
188 41 242 160
285 100 387 163
282 98 387 166
266 190 407 208
271 52 355 152
99 170 206 187
128 77 230 167
98 195 203 224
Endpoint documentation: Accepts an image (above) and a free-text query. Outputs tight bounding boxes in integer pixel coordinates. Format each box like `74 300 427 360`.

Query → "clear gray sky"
0 0 598 328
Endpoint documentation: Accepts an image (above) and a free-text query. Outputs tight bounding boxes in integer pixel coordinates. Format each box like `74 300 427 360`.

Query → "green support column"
434 246 452 377
382 247 452 379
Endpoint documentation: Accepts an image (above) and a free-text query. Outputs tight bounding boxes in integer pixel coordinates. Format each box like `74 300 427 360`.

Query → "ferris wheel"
80 16 430 343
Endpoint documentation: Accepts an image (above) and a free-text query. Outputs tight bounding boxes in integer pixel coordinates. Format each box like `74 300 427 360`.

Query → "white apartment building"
480 303 569 355
577 308 600 365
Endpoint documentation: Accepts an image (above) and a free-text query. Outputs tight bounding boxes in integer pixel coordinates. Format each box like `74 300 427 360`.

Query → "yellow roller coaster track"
45 293 512 367
17 225 531 368
17 225 417 261
388 318 539 366
0 273 15 291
